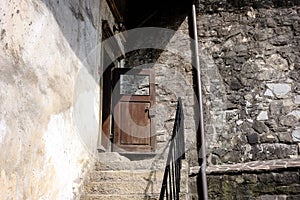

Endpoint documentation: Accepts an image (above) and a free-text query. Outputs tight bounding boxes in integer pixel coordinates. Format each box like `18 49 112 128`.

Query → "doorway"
101 68 156 153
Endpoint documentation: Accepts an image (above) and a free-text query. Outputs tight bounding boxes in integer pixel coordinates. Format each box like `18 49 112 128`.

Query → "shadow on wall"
40 0 193 80
40 0 100 79
39 0 198 149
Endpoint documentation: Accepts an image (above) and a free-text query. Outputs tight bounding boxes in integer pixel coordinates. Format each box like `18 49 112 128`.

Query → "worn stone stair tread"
81 194 160 200
81 155 189 199
84 181 162 195
90 170 165 182
95 160 166 171
95 160 189 171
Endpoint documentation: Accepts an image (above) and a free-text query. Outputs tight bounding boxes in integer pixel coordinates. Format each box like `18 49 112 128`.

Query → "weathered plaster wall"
0 0 110 199
197 0 300 165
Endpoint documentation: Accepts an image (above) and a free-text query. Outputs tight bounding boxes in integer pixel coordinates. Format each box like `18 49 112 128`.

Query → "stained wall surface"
0 0 117 199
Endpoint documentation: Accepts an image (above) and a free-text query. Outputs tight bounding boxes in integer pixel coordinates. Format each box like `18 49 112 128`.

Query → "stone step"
88 169 189 186
85 176 189 195
95 152 168 171
81 194 160 200
89 170 165 182
81 193 190 200
84 181 162 195
95 160 166 171
95 159 189 172
81 153 190 199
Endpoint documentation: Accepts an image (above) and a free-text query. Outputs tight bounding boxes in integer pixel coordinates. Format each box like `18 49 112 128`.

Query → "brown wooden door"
112 68 155 152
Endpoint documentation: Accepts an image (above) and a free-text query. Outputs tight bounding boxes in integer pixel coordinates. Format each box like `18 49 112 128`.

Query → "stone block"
266 83 291 98
253 120 269 134
260 133 278 143
277 132 293 143
266 54 289 71
287 195 300 200
279 115 297 127
292 129 300 142
294 95 300 104
269 101 283 116
288 110 300 120
265 119 278 131
264 89 275 97
247 132 259 144
259 195 287 200
250 143 298 160
257 111 269 121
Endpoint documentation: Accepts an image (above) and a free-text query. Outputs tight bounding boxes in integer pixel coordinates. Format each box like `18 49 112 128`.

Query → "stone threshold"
190 158 300 176
119 152 157 161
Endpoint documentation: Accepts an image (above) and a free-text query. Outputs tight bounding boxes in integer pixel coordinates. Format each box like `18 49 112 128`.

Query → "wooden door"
112 68 155 152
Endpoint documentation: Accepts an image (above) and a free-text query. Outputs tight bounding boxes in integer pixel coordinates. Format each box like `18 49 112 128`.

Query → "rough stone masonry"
197 0 300 165
189 0 300 199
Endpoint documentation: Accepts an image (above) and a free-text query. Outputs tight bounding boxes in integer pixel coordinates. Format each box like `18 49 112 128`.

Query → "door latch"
145 106 155 118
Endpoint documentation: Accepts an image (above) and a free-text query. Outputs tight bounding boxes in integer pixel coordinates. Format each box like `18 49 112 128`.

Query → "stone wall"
190 169 300 200
0 0 115 199
189 158 300 199
197 1 300 165
198 0 300 13
124 6 199 165
207 171 300 200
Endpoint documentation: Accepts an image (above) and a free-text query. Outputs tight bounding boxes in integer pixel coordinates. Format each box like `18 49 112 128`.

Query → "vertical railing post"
192 3 208 200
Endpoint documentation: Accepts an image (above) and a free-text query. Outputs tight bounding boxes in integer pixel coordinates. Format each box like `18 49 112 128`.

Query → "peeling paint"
0 0 102 199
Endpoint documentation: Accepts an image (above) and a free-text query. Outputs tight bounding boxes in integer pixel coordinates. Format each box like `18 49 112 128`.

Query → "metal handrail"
159 97 185 200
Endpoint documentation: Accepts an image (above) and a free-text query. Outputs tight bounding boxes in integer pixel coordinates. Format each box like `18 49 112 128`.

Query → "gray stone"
270 35 289 46
260 133 278 143
265 119 278 131
229 77 243 91
266 54 289 71
236 120 244 125
266 83 291 98
239 121 255 134
292 129 300 142
294 95 300 104
257 69 277 81
247 133 259 144
253 120 269 134
250 144 298 160
269 101 283 116
264 89 274 97
278 132 293 143
257 111 269 121
280 115 297 127
288 110 300 120
259 195 287 200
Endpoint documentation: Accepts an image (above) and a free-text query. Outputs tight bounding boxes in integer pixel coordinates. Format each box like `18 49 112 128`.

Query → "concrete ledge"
190 158 300 175
206 158 300 174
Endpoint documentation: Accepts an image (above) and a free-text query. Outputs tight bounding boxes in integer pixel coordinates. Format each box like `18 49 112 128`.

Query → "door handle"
145 106 155 118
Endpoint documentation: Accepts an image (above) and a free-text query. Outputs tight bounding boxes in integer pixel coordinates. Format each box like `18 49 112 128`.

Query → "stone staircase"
80 153 189 200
